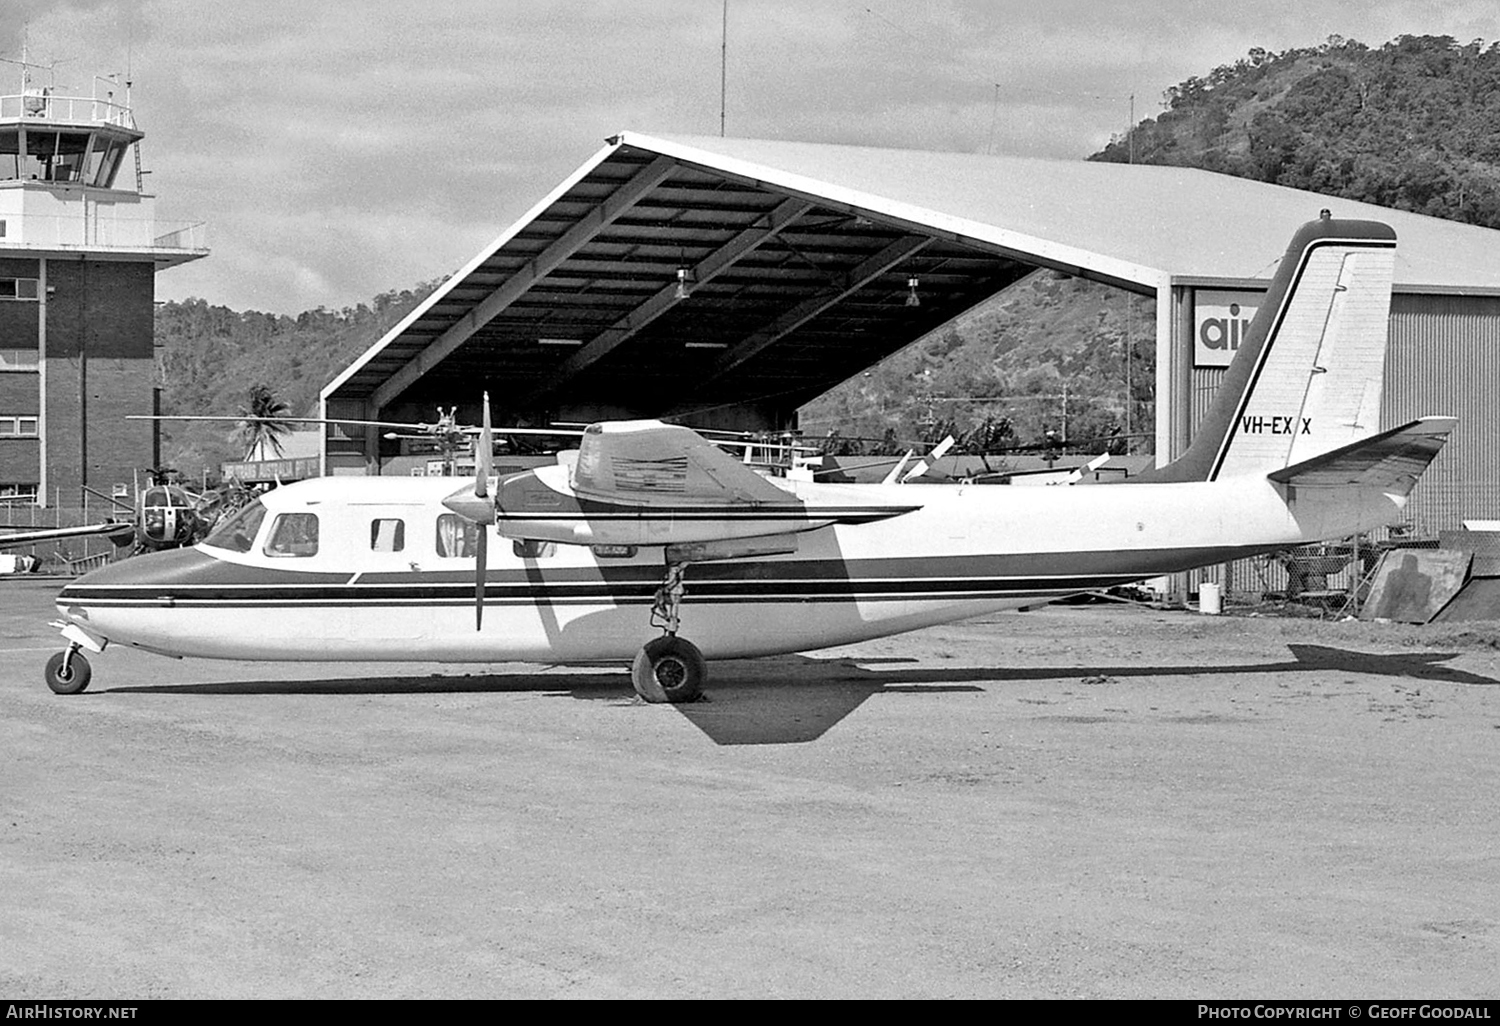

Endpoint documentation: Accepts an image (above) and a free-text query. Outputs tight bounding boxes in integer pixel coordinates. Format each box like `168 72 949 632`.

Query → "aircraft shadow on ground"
100 642 1497 746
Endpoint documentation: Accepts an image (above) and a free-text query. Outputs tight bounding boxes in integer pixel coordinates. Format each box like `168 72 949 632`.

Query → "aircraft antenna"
719 0 727 136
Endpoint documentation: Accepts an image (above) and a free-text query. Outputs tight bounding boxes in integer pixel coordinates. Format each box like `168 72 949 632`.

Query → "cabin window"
265 512 319 557
370 518 405 553
204 500 266 553
434 513 477 558
512 539 556 559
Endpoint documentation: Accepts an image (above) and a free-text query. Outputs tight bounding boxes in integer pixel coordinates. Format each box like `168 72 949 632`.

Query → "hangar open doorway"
323 132 1500 542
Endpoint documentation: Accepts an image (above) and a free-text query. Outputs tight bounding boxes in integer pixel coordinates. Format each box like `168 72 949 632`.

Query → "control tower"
0 50 207 512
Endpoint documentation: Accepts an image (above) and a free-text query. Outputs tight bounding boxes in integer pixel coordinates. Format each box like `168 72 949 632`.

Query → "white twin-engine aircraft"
45 216 1455 702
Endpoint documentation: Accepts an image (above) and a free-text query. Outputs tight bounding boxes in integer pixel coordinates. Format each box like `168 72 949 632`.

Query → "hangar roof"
324 131 1500 425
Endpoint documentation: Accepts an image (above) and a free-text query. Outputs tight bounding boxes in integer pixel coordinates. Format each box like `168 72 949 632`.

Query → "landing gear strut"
631 561 706 703
44 646 92 695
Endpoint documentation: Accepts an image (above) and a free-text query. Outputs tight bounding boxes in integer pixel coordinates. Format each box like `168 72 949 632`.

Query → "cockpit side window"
202 500 267 553
264 513 320 558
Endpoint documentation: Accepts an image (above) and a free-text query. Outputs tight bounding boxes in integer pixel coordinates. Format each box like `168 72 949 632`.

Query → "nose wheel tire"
44 650 92 695
631 635 706 704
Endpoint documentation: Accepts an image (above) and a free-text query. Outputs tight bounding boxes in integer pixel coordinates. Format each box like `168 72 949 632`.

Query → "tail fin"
1143 216 1397 482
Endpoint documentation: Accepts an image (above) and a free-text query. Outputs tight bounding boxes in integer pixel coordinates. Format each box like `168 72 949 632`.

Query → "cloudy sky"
5 0 1495 314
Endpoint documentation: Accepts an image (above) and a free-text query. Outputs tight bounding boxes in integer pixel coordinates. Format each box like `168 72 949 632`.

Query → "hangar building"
323 132 1500 536
0 74 206 513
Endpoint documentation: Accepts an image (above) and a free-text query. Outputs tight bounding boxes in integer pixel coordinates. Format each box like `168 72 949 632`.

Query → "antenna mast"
719 0 727 136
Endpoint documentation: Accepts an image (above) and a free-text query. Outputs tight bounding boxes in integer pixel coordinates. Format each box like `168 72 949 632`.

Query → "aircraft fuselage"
54 473 1405 664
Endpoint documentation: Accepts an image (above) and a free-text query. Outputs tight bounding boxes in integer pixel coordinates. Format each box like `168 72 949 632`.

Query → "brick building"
0 67 206 513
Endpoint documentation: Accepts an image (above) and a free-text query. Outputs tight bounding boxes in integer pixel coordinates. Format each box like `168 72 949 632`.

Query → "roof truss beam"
518 195 815 406
372 155 677 410
701 234 934 385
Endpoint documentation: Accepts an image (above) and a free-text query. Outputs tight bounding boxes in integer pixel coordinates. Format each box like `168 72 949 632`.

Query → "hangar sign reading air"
1195 289 1263 368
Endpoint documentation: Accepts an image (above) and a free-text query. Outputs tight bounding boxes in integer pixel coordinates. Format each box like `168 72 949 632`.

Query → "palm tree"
236 384 294 461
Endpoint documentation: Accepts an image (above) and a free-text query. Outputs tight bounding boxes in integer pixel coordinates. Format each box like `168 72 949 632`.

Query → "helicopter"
78 472 219 553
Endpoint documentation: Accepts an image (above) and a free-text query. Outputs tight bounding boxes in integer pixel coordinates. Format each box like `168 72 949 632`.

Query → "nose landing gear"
44 646 93 695
45 620 107 695
631 561 706 703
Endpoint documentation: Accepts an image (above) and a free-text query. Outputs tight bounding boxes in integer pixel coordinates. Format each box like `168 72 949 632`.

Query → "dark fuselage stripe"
60 574 1141 607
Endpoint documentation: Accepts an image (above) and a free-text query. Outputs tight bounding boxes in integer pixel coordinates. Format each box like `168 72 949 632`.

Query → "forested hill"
802 34 1500 454
155 283 439 474
1091 34 1500 227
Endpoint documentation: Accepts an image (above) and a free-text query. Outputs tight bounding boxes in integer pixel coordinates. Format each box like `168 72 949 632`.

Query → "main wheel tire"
44 651 92 696
630 635 706 704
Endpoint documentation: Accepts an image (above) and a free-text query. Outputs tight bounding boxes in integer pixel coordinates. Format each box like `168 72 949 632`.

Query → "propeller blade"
474 522 487 631
476 392 494 499
473 393 494 631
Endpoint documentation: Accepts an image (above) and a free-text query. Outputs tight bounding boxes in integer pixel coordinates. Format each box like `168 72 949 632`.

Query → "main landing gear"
631 562 706 704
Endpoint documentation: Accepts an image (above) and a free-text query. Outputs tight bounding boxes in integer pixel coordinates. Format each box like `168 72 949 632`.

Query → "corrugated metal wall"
1184 292 1500 536
1178 291 1500 600
1384 294 1500 536
1189 365 1226 439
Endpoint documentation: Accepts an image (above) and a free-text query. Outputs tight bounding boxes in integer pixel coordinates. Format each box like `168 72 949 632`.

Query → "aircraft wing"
570 420 793 505
1267 417 1456 491
484 420 920 548
0 521 135 550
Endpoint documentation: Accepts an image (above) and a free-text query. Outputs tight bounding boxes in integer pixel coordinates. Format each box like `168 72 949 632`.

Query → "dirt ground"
2 576 1497 999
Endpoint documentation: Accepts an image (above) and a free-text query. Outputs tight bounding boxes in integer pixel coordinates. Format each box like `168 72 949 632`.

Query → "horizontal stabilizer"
1267 416 1456 491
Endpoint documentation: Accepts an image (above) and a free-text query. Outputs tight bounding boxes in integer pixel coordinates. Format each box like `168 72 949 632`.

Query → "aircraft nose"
56 545 225 610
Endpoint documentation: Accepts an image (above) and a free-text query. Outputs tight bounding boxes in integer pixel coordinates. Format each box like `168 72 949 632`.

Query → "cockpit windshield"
202 500 267 553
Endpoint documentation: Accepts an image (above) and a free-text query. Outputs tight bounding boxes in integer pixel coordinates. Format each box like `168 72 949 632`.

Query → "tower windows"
0 416 40 437
0 278 40 300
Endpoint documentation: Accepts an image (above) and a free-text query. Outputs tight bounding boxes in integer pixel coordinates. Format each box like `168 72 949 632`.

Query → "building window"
0 278 40 301
0 483 39 503
0 350 39 373
0 416 39 437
